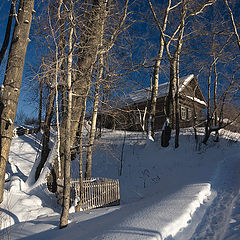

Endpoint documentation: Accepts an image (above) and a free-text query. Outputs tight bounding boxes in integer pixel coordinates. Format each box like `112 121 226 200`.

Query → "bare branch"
169 1 182 11
99 0 130 54
186 0 216 18
166 24 181 54
224 0 240 50
148 0 172 58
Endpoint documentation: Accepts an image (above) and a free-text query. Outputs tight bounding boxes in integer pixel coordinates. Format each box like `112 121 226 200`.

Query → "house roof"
124 74 201 105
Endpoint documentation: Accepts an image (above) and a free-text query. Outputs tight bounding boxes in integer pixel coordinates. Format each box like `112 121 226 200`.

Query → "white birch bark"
60 0 74 228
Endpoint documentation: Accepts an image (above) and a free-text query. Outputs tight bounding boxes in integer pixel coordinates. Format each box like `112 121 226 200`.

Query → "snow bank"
161 184 211 239
1 129 240 240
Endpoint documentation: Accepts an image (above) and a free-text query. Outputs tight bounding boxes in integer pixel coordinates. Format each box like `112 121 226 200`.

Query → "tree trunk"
175 55 180 148
75 105 87 212
0 0 35 203
58 0 67 180
70 0 108 147
85 1 107 178
203 64 212 144
35 88 56 181
167 58 177 129
149 48 162 138
149 1 171 139
38 80 43 130
60 1 74 227
85 59 103 179
0 1 14 66
213 57 218 126
174 0 186 148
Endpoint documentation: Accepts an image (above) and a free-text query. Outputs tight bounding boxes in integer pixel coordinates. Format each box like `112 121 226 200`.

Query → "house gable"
180 76 207 107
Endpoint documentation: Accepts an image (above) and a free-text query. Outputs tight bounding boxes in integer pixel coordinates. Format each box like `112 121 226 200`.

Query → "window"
135 112 141 124
187 109 192 119
181 106 187 120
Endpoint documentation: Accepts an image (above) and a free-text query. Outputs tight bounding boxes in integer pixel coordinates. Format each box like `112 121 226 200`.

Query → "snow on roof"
179 74 194 91
186 95 207 106
124 74 195 105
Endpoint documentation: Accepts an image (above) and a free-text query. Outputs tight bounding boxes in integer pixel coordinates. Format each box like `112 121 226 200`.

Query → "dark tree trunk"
175 56 180 149
35 88 56 181
167 58 177 129
38 81 43 130
0 2 14 66
75 107 86 212
0 0 35 203
70 0 108 147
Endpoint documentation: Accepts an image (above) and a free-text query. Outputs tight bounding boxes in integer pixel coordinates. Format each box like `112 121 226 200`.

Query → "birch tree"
202 33 240 143
149 0 216 148
224 0 240 51
84 0 130 179
147 0 171 140
0 0 35 203
60 0 74 228
34 0 67 183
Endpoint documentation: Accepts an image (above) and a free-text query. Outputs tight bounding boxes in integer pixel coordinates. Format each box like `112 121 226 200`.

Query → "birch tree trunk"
0 0 35 203
69 1 108 209
60 0 74 227
148 0 171 139
173 0 187 148
175 55 180 148
58 0 67 181
74 102 87 211
70 0 108 147
85 56 103 179
202 65 212 144
84 0 108 179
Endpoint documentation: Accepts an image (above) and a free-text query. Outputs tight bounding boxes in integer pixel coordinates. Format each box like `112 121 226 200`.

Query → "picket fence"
57 178 120 212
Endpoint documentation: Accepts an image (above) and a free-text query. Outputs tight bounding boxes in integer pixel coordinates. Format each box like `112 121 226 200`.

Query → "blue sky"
0 1 40 119
0 0 239 123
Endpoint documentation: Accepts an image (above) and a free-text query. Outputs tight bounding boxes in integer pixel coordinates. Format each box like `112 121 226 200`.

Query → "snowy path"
224 191 240 240
180 155 240 240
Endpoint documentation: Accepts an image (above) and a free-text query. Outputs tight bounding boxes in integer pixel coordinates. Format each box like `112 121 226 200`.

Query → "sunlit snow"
0 128 240 240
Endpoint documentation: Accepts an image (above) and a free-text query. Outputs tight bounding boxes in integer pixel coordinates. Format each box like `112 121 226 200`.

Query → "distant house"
98 74 207 131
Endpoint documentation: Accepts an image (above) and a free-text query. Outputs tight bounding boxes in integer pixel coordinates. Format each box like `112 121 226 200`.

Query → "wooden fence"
13 126 39 136
57 178 120 212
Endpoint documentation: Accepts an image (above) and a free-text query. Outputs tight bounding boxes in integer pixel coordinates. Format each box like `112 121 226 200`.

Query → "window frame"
180 106 187 120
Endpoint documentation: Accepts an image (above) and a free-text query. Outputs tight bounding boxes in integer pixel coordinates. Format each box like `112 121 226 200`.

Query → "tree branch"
99 0 130 54
148 0 172 58
186 0 216 19
224 0 240 51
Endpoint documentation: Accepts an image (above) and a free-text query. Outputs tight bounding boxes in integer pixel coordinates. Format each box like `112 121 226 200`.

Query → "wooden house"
98 74 207 131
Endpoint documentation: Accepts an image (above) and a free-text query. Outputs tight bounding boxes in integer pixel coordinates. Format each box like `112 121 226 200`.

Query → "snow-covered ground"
0 128 240 240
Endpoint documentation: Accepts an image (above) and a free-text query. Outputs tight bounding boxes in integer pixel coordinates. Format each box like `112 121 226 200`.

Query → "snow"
178 74 194 92
0 128 240 240
185 95 207 106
